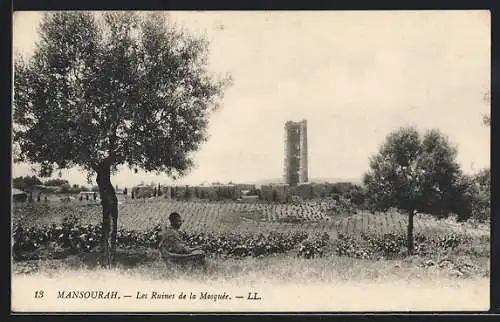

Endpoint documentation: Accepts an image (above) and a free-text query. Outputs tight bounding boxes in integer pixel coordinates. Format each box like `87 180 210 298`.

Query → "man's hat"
169 212 181 222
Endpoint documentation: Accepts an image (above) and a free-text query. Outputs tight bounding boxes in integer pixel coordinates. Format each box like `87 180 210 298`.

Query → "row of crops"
12 200 336 232
334 211 489 239
13 217 486 262
12 200 490 238
12 218 328 260
12 199 490 262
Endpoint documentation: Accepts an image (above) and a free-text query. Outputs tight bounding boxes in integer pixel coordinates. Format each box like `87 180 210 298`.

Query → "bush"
469 169 490 222
12 216 484 262
297 232 330 259
333 231 478 260
12 218 311 261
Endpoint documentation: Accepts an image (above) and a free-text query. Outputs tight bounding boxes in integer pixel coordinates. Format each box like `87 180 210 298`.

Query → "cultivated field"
12 198 491 312
13 199 489 239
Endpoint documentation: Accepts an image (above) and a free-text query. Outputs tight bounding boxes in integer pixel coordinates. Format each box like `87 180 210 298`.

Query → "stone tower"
284 119 308 185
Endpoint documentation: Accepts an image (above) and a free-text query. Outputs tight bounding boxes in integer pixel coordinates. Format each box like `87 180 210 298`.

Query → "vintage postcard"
11 10 490 313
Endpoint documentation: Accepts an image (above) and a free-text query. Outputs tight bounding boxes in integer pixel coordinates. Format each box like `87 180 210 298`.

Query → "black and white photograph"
11 10 490 312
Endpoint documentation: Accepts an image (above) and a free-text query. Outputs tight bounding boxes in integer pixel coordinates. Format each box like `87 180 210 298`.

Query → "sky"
12 10 491 188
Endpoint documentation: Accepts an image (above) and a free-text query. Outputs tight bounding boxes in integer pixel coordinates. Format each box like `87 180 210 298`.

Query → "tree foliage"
459 168 491 223
328 182 365 207
59 183 72 193
363 126 464 254
12 176 42 191
14 12 230 178
13 12 231 265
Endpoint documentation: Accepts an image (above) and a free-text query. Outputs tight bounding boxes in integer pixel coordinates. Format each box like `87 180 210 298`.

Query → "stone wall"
161 184 255 201
132 186 155 198
135 181 359 203
261 182 354 201
260 184 289 202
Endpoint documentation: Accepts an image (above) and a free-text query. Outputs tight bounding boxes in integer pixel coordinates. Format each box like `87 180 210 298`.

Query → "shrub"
12 216 485 262
12 218 311 261
333 231 478 260
297 232 330 259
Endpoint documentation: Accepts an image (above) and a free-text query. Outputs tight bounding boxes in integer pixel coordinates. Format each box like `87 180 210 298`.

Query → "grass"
13 248 490 283
12 252 490 312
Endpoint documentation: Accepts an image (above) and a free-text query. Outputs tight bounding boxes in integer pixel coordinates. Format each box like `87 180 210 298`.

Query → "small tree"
14 12 230 266
13 175 43 191
456 168 490 223
364 126 463 255
60 183 71 194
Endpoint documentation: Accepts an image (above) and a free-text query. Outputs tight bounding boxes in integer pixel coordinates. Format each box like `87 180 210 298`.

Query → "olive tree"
363 126 463 254
13 12 231 265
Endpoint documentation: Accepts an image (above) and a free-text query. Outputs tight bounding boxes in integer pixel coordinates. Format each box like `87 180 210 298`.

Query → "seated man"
159 212 206 267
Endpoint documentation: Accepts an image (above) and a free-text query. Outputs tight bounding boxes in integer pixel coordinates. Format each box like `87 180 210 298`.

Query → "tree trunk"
96 164 119 267
407 208 415 256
